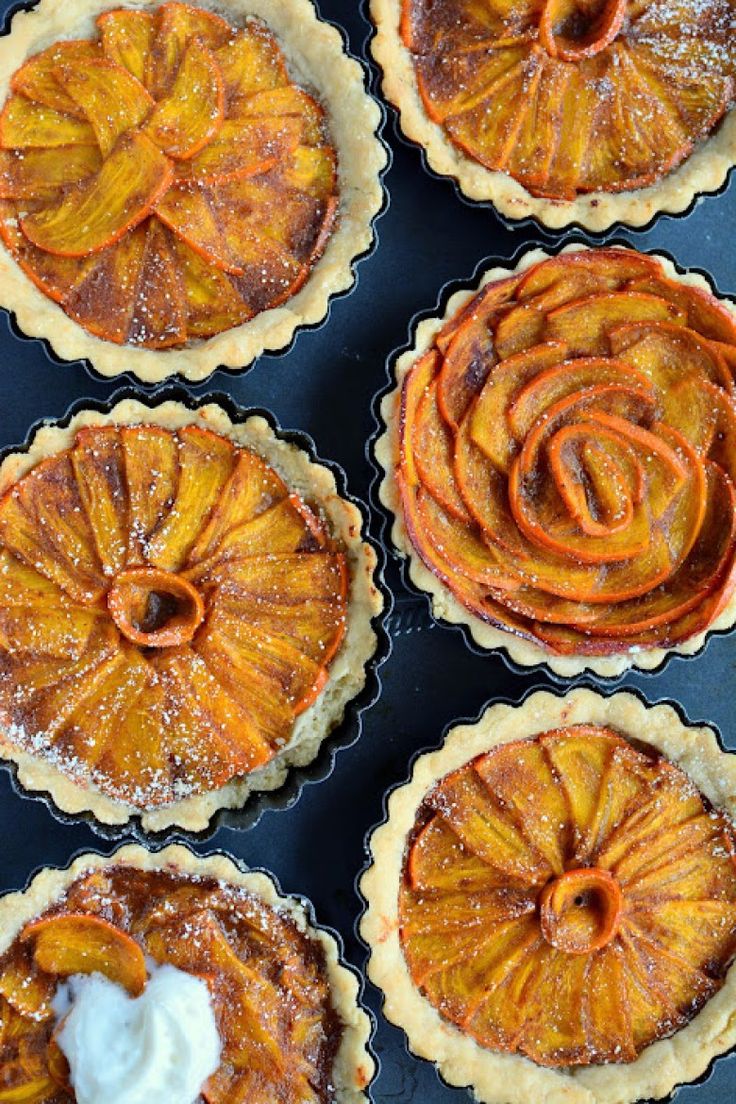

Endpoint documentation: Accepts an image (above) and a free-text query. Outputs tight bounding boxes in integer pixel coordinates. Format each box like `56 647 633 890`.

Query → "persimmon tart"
0 0 385 382
360 687 736 1104
0 843 374 1103
377 244 736 678
371 0 736 229
0 398 381 831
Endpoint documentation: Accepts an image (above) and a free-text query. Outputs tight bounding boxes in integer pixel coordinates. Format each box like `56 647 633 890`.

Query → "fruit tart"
0 0 385 382
0 397 382 832
361 687 736 1104
0 843 374 1103
371 0 736 230
377 244 736 678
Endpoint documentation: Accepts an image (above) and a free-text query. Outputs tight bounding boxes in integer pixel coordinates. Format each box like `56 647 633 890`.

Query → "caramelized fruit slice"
64 224 148 344
98 9 157 85
144 39 224 160
127 218 188 348
23 915 146 996
399 726 736 1067
55 58 154 157
155 186 243 273
20 132 173 257
215 22 289 102
148 1 231 98
0 96 97 149
0 147 102 201
9 40 101 117
177 117 301 186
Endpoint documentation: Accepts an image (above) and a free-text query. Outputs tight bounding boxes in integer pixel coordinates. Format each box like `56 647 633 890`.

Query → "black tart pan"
0 0 735 1101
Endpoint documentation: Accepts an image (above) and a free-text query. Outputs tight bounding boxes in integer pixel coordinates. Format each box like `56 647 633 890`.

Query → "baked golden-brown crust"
360 688 736 1104
0 843 375 1102
376 243 736 678
0 399 383 831
0 0 386 381
371 0 736 231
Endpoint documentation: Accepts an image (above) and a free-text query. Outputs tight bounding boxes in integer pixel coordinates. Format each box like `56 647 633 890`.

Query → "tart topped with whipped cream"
371 0 736 229
0 0 385 381
0 844 374 1104
0 399 381 832
377 245 736 678
360 688 736 1104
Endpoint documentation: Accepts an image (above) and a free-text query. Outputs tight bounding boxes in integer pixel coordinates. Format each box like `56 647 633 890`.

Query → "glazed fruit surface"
0 1 338 348
399 725 736 1067
0 863 342 1101
400 0 736 198
397 248 736 657
0 423 347 809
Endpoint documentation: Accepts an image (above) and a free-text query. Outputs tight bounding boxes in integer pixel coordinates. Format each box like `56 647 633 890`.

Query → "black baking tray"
1 0 736 1101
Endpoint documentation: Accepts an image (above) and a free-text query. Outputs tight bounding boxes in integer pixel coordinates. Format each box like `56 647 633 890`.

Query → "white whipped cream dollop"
55 963 221 1104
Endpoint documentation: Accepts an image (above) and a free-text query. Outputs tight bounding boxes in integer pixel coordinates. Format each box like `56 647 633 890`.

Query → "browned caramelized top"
0 2 338 347
0 423 348 809
400 725 736 1067
0 863 342 1101
401 0 736 197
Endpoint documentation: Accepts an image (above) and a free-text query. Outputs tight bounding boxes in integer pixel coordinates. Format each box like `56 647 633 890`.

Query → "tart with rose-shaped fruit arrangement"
377 245 736 677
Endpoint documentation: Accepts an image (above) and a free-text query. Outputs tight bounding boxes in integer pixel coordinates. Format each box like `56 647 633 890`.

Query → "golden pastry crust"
370 0 736 231
0 842 375 1102
0 0 386 381
0 398 383 832
360 687 736 1104
376 242 736 678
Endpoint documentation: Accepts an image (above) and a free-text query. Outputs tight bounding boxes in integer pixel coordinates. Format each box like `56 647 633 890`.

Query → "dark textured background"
1 0 736 1098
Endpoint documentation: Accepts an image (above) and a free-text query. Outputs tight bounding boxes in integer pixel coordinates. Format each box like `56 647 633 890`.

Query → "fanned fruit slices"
399 725 736 1067
0 846 374 1103
361 690 736 1104
0 1 339 348
0 409 377 830
389 0 736 202
388 246 736 673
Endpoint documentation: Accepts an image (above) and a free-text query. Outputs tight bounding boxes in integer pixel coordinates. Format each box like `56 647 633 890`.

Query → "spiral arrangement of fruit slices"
0 1 339 347
0 423 348 809
397 248 736 657
400 725 736 1067
401 0 736 198
0 864 343 1101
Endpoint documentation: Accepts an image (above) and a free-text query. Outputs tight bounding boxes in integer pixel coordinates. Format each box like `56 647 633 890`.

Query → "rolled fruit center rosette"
397 248 736 657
